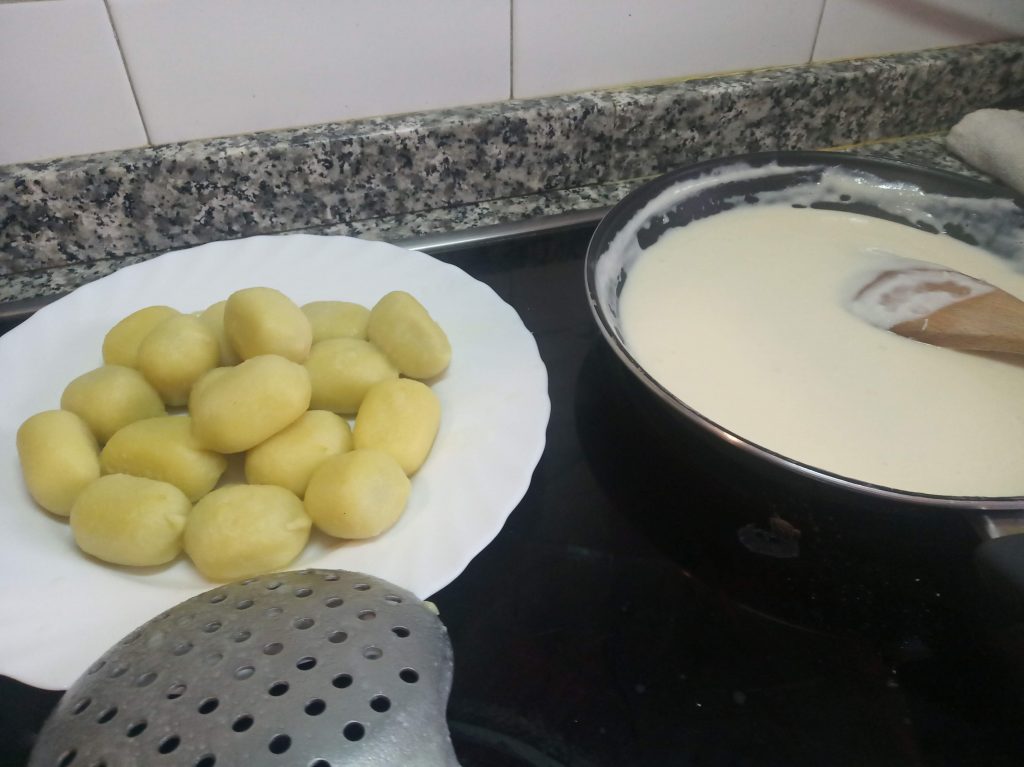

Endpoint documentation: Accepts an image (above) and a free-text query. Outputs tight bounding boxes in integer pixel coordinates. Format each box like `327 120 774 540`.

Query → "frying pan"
583 151 1024 631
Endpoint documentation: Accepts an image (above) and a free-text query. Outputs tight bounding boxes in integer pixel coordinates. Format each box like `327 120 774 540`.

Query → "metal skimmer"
29 569 460 767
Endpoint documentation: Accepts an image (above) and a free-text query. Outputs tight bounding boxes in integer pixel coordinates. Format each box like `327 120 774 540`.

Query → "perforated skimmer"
29 569 460 767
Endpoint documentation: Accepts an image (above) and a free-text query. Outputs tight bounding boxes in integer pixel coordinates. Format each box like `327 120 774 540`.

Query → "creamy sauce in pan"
619 205 1024 497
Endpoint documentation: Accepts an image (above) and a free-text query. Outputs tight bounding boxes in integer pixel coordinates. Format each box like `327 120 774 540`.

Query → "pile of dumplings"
16 287 451 581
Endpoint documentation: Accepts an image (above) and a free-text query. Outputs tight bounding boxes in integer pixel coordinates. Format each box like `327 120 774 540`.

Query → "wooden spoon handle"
890 288 1024 355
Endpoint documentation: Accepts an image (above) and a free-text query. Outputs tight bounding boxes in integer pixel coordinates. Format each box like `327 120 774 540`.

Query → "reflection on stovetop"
4 225 1024 765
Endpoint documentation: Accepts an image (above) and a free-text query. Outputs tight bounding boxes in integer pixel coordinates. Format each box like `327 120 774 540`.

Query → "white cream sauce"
619 205 1024 497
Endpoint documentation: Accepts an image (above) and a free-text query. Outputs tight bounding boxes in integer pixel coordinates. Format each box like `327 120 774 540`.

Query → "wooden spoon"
850 265 1024 355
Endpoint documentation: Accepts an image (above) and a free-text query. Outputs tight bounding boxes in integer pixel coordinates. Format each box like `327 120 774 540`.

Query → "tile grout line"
508 0 514 100
102 0 152 146
808 0 828 63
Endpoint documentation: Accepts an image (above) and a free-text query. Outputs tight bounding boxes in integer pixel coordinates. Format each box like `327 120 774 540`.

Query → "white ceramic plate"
0 234 550 690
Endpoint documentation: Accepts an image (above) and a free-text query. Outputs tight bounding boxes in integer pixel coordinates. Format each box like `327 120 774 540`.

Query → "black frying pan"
583 151 1024 632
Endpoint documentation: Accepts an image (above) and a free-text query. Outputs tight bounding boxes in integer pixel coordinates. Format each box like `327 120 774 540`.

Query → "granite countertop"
2 40 1023 310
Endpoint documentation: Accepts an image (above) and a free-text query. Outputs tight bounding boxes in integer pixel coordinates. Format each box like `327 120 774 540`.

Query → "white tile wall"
1 0 1020 166
511 0 826 99
814 0 1024 61
106 0 512 146
0 0 146 166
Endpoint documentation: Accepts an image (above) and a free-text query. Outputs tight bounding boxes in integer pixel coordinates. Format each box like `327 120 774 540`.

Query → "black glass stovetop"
4 224 1024 766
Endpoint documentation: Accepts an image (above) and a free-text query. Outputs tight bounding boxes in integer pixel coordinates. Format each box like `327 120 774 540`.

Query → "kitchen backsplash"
4 37 1024 307
2 0 1023 166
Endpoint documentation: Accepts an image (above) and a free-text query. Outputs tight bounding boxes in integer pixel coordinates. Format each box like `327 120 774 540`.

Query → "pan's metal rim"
584 149 1024 514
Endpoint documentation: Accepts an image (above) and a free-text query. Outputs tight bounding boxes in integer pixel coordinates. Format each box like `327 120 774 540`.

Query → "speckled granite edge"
2 39 1023 304
2 134 1002 307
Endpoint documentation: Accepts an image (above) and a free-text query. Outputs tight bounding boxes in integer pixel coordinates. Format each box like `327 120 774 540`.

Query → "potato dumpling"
366 291 451 379
17 410 101 516
304 449 410 539
137 314 220 406
302 300 371 343
100 415 228 501
353 378 441 475
102 305 180 368
184 484 312 581
189 354 311 453
245 410 353 497
198 300 241 366
61 365 166 443
305 338 398 414
224 287 313 363
70 474 190 567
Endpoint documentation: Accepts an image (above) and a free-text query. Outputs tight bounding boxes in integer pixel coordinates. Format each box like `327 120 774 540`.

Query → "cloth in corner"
947 108 1024 197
